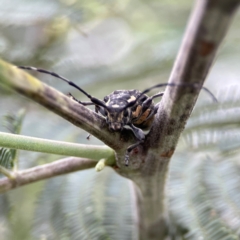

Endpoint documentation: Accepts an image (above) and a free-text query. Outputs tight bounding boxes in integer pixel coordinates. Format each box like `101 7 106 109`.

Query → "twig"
0 157 96 193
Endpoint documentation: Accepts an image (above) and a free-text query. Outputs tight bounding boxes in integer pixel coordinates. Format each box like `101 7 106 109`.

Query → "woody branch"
149 0 240 155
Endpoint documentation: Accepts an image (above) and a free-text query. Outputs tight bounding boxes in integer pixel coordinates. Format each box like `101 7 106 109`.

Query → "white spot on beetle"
127 95 136 102
112 104 120 108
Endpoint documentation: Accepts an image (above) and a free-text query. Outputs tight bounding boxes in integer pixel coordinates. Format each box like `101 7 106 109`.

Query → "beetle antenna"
18 66 108 108
124 82 217 109
142 82 217 102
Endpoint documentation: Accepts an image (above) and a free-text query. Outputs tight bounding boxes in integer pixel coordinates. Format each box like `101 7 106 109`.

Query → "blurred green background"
0 0 240 239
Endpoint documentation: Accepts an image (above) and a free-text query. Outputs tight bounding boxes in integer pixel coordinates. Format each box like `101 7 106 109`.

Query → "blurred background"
0 0 240 239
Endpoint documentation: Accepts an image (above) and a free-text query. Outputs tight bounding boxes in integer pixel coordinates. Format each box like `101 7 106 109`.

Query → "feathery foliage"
167 86 240 239
0 109 25 172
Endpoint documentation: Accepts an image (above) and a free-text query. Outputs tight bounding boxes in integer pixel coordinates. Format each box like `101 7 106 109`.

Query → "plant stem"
0 132 115 164
0 157 96 193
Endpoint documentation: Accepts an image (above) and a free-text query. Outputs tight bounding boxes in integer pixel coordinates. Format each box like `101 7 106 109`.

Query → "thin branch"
0 157 96 193
0 132 115 164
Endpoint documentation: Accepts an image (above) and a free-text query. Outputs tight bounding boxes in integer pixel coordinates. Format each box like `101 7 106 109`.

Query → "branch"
122 0 240 238
149 0 240 154
0 157 96 193
0 132 115 163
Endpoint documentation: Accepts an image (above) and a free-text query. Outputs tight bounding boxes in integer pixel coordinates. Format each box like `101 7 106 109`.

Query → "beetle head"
105 107 131 131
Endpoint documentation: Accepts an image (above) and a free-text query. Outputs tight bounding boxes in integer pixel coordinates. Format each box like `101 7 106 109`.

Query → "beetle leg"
140 92 163 114
125 124 145 166
125 140 144 166
137 92 163 119
86 134 91 140
95 105 107 117
153 102 161 114
144 109 156 122
141 97 153 113
128 123 145 141
137 92 164 120
68 93 95 106
152 92 164 100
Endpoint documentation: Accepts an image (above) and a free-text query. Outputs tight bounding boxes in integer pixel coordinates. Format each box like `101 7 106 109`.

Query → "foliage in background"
0 109 25 171
0 0 240 239
168 88 240 239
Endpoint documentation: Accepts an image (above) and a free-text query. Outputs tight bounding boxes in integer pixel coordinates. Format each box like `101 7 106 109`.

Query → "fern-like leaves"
167 86 240 239
0 109 25 174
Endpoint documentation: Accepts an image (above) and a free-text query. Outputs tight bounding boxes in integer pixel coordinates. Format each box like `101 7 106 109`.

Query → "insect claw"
86 134 91 140
68 92 74 99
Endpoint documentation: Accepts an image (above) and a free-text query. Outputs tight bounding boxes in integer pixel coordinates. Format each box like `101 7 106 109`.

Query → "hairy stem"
0 132 115 164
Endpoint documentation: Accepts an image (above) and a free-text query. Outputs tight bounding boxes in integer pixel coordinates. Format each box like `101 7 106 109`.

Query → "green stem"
0 132 115 164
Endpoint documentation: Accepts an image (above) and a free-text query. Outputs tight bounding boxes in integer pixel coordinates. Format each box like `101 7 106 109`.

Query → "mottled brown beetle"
18 66 217 166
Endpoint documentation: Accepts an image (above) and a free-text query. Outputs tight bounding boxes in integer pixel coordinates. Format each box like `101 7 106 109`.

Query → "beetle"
18 66 217 166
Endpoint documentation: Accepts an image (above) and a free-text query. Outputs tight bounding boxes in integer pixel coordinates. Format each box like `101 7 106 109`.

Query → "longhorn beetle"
18 66 217 166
